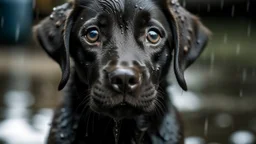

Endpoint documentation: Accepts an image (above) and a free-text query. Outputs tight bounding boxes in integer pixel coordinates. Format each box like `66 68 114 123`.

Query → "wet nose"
109 68 140 93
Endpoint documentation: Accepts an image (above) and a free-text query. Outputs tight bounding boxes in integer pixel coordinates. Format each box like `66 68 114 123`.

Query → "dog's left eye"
85 28 99 43
147 29 161 44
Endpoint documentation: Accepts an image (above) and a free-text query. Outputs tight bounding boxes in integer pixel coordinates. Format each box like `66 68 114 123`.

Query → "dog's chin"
91 104 141 120
90 100 156 120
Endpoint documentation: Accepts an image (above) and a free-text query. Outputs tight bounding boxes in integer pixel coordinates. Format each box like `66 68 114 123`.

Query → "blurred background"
0 0 255 144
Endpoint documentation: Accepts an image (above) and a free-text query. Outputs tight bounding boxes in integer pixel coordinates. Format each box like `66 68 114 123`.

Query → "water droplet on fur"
135 4 138 8
50 14 54 20
61 108 66 113
60 133 65 139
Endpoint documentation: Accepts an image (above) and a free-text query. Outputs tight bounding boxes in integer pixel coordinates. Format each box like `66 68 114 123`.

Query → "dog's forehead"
77 0 163 20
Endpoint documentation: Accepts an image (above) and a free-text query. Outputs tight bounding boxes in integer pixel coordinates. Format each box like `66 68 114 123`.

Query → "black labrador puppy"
34 0 210 143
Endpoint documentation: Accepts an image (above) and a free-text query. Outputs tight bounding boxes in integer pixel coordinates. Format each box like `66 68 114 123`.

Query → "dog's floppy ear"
165 0 210 91
34 2 75 90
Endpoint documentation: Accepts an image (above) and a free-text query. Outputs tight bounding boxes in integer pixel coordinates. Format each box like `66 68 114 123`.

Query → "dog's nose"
109 68 140 93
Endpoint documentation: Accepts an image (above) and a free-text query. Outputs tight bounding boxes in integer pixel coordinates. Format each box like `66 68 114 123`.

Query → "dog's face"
35 0 210 119
71 0 172 118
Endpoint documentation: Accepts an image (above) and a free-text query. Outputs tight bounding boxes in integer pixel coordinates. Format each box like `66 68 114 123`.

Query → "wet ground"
0 17 255 144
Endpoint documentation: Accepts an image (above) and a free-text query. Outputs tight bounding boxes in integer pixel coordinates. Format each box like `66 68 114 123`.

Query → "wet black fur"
34 0 210 143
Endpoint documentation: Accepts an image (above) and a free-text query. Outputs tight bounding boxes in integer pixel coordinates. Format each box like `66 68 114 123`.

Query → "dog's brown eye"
147 29 161 44
85 28 99 43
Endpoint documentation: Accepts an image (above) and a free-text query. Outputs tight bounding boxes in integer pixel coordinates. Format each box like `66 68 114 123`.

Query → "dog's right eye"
85 28 99 43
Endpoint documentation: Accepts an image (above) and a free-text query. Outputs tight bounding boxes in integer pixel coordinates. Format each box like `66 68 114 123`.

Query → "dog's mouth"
90 82 157 119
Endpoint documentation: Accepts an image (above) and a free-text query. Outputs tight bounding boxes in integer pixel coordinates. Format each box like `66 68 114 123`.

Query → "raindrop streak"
252 69 256 77
0 16 4 28
33 0 36 10
204 117 209 137
210 52 215 75
240 89 243 97
247 22 251 37
223 33 228 44
231 5 235 17
236 44 241 55
182 0 186 8
207 4 211 12
246 0 250 12
220 0 224 10
15 24 20 42
242 68 247 83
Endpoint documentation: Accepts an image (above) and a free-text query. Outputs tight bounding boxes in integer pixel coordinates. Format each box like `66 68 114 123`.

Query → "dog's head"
35 0 210 119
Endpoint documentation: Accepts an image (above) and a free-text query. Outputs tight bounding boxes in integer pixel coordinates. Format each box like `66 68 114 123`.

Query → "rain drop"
220 0 224 10
239 89 243 97
182 0 186 7
246 0 250 12
231 5 235 17
247 22 251 37
0 16 4 28
223 33 228 44
207 4 211 12
252 69 255 77
242 68 247 83
15 24 20 42
236 43 241 55
33 0 36 9
204 117 209 137
210 52 215 74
